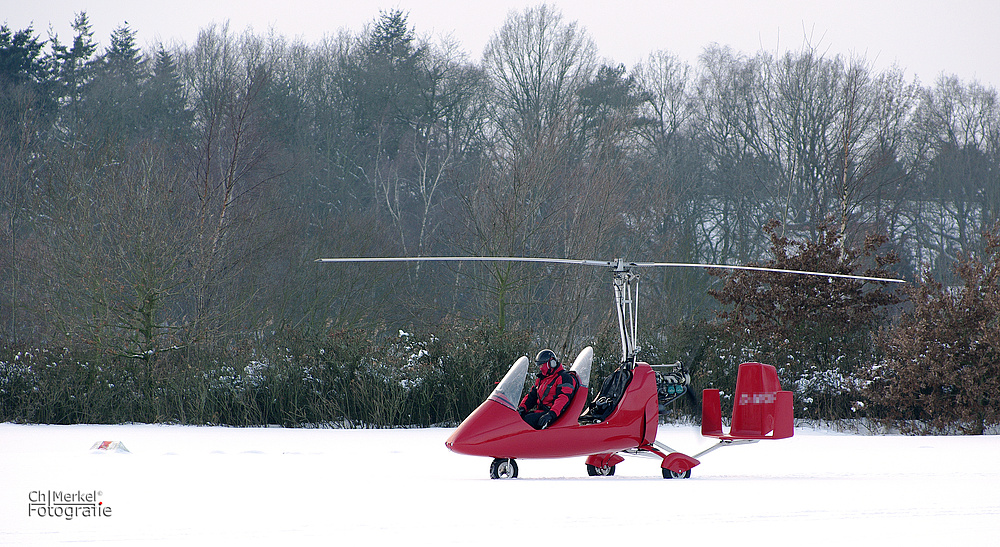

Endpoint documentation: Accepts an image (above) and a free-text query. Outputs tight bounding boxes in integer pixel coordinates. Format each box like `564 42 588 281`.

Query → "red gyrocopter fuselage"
445 347 794 479
446 348 659 459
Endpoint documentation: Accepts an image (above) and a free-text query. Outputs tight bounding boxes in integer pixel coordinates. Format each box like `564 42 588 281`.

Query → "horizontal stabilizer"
701 388 724 437
702 362 793 440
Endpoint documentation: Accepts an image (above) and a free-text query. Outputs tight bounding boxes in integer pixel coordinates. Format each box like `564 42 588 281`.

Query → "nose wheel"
490 458 518 479
586 463 616 476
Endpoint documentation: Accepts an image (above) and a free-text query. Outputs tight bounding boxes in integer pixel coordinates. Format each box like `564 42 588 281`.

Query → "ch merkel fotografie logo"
28 490 112 520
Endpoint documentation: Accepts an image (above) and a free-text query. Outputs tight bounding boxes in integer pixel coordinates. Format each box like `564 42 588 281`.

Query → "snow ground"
1 422 998 546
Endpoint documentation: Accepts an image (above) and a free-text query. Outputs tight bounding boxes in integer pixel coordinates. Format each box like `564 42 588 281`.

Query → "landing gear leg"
490 458 518 479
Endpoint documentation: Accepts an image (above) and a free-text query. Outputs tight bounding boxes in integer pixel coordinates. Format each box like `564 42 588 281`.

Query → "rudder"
730 362 793 439
702 362 793 440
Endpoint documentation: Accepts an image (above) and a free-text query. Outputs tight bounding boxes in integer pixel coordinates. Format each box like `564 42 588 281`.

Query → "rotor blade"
630 261 905 284
315 256 615 267
315 256 904 283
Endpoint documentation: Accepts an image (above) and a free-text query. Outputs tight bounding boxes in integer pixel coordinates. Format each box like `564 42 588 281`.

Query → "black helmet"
535 349 559 375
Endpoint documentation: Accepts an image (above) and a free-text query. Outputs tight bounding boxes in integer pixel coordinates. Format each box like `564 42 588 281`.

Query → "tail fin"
702 362 793 440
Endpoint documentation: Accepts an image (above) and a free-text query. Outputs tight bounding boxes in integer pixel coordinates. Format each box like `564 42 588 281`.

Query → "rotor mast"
611 259 640 368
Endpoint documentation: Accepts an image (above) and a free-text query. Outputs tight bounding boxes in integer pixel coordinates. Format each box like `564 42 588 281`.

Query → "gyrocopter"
316 255 903 479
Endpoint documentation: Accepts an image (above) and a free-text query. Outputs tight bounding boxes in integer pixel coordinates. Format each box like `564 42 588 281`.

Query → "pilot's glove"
518 407 527 417
538 411 556 429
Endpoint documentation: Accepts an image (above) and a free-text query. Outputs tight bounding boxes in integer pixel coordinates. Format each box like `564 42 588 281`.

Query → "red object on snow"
445 349 794 479
702 362 794 440
446 351 658 460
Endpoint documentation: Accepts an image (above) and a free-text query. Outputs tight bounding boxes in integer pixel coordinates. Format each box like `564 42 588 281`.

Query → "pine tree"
52 12 98 121
0 25 53 143
140 47 191 143
91 24 147 139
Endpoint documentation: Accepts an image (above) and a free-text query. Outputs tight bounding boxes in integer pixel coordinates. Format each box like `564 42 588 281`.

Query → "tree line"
1 6 998 432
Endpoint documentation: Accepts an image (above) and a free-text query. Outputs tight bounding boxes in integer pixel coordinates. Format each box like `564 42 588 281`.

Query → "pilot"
518 349 578 430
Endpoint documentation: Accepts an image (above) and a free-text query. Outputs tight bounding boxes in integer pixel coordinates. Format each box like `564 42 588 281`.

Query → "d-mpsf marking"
739 392 777 405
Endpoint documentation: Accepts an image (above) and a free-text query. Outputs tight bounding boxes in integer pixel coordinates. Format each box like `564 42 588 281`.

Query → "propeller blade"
685 384 700 408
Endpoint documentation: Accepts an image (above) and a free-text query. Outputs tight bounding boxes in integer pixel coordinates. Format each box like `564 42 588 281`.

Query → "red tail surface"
702 362 793 440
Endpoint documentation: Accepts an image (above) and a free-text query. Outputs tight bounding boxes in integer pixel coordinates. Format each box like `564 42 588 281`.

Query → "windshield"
570 346 593 388
489 356 529 410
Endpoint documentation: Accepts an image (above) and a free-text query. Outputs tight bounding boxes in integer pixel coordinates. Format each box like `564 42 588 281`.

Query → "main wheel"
586 463 616 476
490 458 518 479
662 468 691 479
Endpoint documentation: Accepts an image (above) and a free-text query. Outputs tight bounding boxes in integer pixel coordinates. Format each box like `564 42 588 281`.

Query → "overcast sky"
5 0 999 88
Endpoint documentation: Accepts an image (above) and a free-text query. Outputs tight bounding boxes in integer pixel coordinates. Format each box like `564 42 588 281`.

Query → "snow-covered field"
2 422 998 546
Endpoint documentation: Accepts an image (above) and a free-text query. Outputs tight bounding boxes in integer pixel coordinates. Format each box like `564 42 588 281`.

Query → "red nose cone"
445 398 524 457
444 420 478 455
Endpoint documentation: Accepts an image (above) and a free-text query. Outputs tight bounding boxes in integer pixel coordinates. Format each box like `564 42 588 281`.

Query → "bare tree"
832 59 914 256
455 4 603 341
634 50 694 155
180 25 281 342
692 45 773 264
455 118 612 343
693 44 915 268
907 76 999 278
630 50 720 322
481 4 596 154
0 66 46 344
406 41 484 266
38 140 195 358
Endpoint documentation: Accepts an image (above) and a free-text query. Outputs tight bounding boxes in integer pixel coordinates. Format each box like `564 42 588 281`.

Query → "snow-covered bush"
874 225 1000 434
